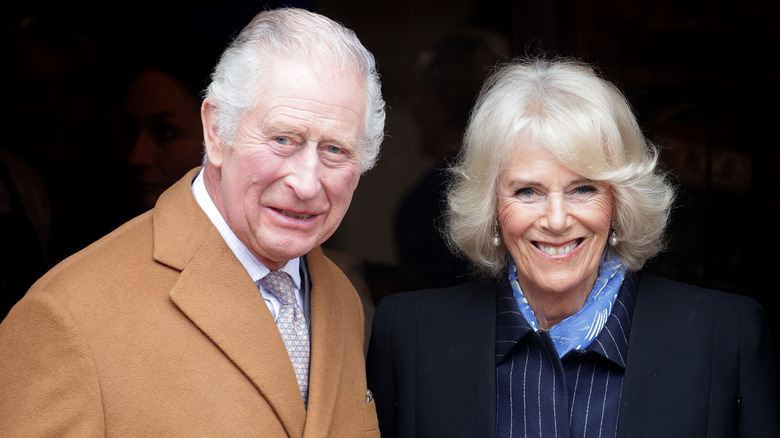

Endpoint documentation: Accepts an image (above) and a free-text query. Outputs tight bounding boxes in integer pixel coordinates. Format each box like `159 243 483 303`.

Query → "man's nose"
288 146 322 200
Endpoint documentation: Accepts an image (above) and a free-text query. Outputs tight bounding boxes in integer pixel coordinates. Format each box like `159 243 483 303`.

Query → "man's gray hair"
204 7 386 173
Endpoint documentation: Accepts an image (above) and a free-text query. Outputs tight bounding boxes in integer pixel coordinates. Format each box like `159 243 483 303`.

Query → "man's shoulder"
39 172 205 293
30 211 156 292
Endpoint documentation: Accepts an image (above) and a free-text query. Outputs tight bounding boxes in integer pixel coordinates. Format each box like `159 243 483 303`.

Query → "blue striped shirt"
496 274 638 438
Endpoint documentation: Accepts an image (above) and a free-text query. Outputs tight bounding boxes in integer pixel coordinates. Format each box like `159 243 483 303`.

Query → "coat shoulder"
637 272 765 317
376 279 497 317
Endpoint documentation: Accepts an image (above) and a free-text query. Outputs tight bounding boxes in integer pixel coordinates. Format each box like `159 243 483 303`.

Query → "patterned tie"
260 271 310 405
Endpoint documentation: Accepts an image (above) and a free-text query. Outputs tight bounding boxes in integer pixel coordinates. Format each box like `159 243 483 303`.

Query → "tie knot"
260 271 296 306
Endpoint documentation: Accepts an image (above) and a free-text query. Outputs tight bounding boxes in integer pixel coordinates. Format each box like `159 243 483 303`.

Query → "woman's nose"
128 131 155 167
542 193 569 232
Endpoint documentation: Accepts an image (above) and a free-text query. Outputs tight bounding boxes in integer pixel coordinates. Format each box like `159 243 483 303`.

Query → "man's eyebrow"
264 120 301 135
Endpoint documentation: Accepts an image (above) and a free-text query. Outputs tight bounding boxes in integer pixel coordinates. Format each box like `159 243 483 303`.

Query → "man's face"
204 61 366 270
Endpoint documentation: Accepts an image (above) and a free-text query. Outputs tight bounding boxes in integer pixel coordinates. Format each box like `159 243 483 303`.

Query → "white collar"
190 168 301 287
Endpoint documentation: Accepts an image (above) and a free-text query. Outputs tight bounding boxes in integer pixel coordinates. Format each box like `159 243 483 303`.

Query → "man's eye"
325 145 342 154
274 137 291 145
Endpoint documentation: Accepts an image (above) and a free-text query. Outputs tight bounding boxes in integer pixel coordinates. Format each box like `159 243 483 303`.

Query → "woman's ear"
201 99 225 168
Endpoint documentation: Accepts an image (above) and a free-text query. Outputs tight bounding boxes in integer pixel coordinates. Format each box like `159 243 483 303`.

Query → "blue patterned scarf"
509 254 626 357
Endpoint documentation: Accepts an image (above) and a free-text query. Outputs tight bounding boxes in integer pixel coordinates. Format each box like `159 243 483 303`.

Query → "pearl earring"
609 229 619 247
492 220 501 247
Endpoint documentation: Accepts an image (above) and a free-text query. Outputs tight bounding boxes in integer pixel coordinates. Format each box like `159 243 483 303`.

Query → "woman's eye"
574 185 597 195
567 185 602 202
514 187 536 198
152 122 179 143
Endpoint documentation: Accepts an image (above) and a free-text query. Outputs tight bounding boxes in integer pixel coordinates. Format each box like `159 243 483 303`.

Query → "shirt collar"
495 273 637 369
190 168 301 288
508 254 626 357
582 271 638 368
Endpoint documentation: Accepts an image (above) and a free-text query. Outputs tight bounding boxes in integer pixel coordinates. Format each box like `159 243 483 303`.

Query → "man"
0 8 384 437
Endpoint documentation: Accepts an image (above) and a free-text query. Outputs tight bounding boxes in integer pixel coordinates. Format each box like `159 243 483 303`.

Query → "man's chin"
259 237 321 266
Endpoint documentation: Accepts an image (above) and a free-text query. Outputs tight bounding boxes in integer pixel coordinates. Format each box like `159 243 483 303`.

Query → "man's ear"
201 99 226 168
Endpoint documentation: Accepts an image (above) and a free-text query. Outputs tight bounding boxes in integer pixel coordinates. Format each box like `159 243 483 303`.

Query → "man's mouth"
276 208 313 220
534 238 583 256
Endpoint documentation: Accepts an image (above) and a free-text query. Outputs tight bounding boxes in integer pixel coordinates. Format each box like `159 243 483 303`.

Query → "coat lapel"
301 247 346 436
618 273 713 437
154 169 307 436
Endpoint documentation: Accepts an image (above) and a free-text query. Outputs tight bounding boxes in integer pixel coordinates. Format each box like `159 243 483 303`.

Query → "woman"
120 30 223 217
366 57 779 437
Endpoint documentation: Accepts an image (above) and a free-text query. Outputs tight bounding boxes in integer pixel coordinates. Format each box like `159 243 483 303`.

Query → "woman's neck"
521 279 596 330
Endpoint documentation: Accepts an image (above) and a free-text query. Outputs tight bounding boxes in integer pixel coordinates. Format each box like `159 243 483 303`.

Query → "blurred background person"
3 15 124 266
367 57 778 437
118 31 223 217
394 27 509 290
0 146 50 319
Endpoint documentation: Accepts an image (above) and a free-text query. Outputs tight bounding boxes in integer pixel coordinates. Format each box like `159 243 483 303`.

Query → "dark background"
3 1 779 338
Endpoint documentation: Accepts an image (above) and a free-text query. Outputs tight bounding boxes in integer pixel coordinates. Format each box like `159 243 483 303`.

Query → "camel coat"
0 168 379 437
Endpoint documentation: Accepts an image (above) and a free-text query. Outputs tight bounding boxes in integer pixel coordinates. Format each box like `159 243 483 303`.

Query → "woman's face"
124 68 204 211
496 138 614 302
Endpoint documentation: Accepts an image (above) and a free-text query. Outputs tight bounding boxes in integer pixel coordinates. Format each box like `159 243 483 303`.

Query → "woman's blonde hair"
445 57 675 277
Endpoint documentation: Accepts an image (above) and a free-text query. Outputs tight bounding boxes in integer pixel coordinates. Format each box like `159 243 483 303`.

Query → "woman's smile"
533 238 584 257
497 139 614 304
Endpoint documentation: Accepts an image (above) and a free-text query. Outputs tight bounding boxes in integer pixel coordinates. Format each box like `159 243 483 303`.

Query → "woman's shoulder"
369 279 499 354
373 279 500 322
635 271 769 330
380 279 497 305
638 272 761 308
